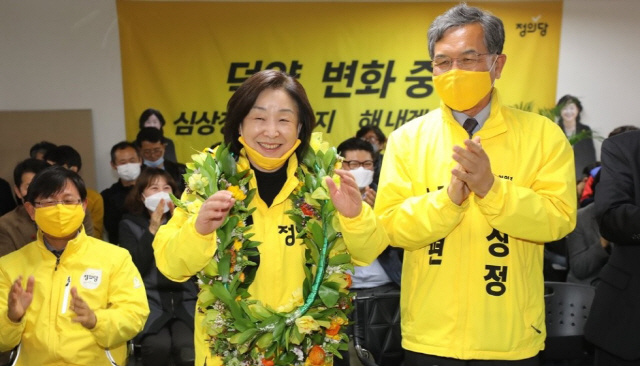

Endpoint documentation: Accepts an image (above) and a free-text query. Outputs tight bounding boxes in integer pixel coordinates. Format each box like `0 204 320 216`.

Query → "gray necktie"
463 118 478 138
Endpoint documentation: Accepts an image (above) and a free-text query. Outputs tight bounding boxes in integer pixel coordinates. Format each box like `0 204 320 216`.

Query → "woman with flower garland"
153 70 389 366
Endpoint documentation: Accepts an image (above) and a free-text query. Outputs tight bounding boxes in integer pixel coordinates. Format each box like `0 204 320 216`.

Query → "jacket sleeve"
338 203 390 266
90 193 105 240
153 207 217 282
90 251 149 348
374 131 469 251
101 191 119 244
595 137 640 244
119 219 156 276
566 207 609 280
474 126 577 242
0 268 25 352
0 225 17 259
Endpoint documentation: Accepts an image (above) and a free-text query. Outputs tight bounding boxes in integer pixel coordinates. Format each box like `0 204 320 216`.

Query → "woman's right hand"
148 199 166 235
194 190 235 236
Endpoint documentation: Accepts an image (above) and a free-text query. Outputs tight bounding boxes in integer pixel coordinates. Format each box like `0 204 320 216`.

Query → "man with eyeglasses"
375 4 576 366
136 127 186 195
0 166 149 366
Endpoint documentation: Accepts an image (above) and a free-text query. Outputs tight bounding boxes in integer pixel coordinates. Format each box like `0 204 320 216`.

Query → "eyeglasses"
343 160 374 169
34 199 82 208
361 136 379 144
431 53 495 72
141 148 163 157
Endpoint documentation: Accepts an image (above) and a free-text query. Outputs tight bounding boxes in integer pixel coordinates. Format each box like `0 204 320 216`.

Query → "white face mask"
116 163 141 182
350 167 374 189
143 191 171 213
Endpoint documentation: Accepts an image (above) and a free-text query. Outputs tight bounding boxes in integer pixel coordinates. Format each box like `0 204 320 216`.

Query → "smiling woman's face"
240 88 299 159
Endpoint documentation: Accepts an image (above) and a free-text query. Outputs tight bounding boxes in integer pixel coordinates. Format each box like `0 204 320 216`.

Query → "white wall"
0 1 124 191
1 0 638 190
556 0 640 158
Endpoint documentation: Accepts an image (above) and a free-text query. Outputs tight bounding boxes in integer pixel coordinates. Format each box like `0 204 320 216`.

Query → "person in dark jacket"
119 168 196 366
556 95 596 181
135 127 186 195
139 108 178 163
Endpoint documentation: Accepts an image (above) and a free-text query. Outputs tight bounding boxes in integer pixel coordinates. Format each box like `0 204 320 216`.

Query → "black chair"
542 282 595 365
353 290 403 366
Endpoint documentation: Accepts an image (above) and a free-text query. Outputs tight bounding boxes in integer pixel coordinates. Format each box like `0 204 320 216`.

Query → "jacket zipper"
55 256 61 271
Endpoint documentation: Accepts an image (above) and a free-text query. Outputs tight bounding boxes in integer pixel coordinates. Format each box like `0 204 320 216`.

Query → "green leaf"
315 150 326 171
272 318 286 343
328 253 351 266
203 260 219 277
304 238 319 264
302 148 316 167
318 284 340 308
255 332 273 349
289 324 304 345
218 255 231 282
309 221 324 247
249 303 272 321
323 148 336 171
244 188 257 205
197 288 216 308
305 173 317 192
229 328 258 344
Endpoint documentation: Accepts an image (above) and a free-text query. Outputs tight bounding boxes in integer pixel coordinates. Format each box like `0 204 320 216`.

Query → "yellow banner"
118 1 562 162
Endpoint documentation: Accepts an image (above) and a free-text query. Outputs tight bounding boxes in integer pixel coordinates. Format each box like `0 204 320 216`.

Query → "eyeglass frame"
34 199 83 208
431 52 497 73
342 160 375 169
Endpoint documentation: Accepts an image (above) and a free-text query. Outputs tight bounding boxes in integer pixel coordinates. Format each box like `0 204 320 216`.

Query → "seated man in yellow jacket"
0 166 149 366
374 4 577 366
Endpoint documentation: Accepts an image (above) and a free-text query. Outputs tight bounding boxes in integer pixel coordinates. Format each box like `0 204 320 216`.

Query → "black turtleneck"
251 163 288 207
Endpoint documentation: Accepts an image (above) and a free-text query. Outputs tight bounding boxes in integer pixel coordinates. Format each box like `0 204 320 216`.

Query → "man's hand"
363 186 377 208
326 169 363 218
7 275 34 323
448 164 471 206
194 191 235 236
70 287 97 329
452 137 494 198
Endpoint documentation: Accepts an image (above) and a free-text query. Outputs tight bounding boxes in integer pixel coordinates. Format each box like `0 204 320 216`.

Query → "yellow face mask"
238 136 301 171
34 204 85 238
433 58 497 111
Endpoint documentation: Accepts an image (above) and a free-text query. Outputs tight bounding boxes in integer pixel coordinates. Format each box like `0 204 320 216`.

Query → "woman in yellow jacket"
153 70 389 366
0 166 149 366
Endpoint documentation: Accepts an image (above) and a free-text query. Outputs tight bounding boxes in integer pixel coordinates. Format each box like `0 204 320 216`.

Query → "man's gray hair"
427 3 505 59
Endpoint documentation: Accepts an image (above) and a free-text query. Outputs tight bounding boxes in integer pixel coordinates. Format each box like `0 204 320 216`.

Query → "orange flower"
345 273 352 288
262 358 274 366
307 345 326 365
325 322 341 336
239 273 246 282
230 250 237 268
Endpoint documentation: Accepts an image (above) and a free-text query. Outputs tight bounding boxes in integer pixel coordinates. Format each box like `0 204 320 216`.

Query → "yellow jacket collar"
240 150 300 210
37 226 88 258
440 88 508 140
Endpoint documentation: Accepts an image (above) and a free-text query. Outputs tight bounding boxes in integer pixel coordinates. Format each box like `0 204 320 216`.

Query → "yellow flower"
186 162 196 171
295 315 320 335
310 187 330 200
233 240 243 251
275 287 304 313
309 132 330 153
186 199 203 215
188 174 209 195
227 185 247 200
191 152 207 165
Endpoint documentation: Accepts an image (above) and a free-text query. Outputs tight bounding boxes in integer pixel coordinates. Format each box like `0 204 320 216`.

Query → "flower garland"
172 133 354 366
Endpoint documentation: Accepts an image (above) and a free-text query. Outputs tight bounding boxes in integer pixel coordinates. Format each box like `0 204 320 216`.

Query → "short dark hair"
556 95 584 124
13 158 50 187
125 167 177 215
26 165 87 204
44 145 82 171
110 141 140 163
337 138 375 158
608 125 638 138
138 108 166 130
355 126 387 143
223 70 315 159
29 141 57 159
136 127 165 146
428 4 505 59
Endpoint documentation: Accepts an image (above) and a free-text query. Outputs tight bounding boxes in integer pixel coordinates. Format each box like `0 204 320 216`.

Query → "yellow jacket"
0 228 149 366
87 189 104 240
153 153 389 366
375 90 577 360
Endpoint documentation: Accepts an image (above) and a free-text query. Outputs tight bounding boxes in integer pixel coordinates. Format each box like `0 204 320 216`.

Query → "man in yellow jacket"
375 4 576 365
0 166 149 366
